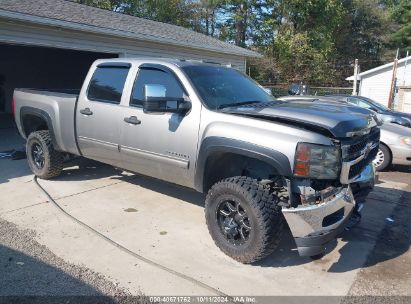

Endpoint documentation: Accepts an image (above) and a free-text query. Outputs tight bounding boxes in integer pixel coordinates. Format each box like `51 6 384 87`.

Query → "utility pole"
402 51 409 86
352 59 359 95
388 49 399 109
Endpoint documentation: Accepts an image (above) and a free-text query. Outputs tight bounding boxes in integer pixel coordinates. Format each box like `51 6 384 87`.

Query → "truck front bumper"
350 163 376 203
282 186 355 257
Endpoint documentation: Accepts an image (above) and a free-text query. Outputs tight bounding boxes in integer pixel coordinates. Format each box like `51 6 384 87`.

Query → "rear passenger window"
87 66 130 104
130 68 185 107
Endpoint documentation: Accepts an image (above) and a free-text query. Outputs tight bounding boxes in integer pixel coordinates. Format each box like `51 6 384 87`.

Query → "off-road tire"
374 144 391 171
26 130 63 179
205 176 285 264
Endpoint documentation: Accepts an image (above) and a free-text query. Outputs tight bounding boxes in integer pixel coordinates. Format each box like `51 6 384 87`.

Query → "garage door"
0 43 117 113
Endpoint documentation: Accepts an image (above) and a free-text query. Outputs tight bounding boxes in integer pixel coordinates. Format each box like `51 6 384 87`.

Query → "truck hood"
221 100 378 138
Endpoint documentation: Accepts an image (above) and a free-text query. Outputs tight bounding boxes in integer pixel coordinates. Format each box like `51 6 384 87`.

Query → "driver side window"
130 67 184 107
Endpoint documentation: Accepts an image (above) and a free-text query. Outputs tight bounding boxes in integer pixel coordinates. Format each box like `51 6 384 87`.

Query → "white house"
346 55 411 112
0 0 260 114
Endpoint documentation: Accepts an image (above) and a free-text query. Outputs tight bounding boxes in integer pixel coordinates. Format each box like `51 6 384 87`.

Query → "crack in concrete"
1 177 137 215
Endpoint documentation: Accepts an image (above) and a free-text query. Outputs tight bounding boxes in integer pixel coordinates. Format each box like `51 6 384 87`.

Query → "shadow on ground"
2 151 410 273
326 186 410 273
388 164 411 173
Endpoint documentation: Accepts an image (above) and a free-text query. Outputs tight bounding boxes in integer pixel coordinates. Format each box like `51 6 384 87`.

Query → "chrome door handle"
124 116 141 125
80 108 93 116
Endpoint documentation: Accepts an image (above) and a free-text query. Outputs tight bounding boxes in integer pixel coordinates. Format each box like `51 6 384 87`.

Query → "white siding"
359 60 411 107
0 19 246 72
401 90 411 113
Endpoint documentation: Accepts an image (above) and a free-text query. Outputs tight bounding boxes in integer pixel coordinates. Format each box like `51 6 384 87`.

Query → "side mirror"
143 97 191 113
143 84 191 114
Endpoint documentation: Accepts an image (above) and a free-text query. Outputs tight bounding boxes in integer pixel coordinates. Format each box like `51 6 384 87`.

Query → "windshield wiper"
217 100 263 109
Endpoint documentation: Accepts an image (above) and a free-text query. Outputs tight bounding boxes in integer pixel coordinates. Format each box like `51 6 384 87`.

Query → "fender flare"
20 106 61 151
194 137 292 192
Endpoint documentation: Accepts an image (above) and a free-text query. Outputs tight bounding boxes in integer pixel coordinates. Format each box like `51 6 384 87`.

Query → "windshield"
360 96 390 112
182 65 275 109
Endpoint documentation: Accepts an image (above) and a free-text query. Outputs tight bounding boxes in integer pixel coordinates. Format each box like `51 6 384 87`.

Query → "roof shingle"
0 0 260 57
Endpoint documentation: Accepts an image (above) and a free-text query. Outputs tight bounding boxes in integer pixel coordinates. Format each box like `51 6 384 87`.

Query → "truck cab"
14 58 379 263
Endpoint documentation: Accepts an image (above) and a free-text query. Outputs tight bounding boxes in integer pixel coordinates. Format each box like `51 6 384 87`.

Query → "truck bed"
14 88 80 155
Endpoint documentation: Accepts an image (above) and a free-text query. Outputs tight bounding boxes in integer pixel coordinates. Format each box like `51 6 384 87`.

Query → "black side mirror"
143 97 191 114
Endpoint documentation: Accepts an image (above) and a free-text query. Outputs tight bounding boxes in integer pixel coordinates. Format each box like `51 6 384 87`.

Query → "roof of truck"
93 57 238 67
0 0 260 58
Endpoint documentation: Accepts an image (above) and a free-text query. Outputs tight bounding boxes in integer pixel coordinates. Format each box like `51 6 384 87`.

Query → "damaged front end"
282 183 355 256
281 127 379 257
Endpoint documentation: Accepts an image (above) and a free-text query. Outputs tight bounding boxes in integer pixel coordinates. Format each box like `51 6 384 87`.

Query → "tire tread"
27 130 63 179
205 176 285 264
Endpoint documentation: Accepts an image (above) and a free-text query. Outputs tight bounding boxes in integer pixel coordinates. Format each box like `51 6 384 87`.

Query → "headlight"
400 137 411 145
294 143 341 179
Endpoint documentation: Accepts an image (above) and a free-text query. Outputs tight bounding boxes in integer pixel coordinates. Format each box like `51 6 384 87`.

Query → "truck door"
76 63 132 167
119 64 201 187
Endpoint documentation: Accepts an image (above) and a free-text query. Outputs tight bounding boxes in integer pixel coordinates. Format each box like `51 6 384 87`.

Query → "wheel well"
203 152 279 191
21 114 49 137
379 141 392 160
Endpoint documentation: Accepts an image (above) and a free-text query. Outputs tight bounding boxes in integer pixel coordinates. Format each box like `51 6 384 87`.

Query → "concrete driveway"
0 127 410 298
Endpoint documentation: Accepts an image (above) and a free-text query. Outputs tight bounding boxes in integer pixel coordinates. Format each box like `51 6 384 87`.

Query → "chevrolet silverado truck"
13 58 380 263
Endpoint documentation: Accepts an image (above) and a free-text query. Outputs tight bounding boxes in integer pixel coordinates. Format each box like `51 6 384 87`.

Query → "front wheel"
373 144 391 171
26 130 63 179
205 176 285 264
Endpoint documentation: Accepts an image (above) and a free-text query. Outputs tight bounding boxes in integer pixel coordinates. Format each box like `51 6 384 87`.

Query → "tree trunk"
235 2 247 47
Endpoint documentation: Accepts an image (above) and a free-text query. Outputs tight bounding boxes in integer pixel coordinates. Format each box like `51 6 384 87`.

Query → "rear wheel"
26 130 63 179
205 176 285 264
373 144 391 171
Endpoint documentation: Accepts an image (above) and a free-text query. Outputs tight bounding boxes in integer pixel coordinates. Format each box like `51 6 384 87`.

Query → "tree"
385 0 411 56
74 0 404 86
75 0 197 28
250 0 346 84
195 0 223 36
75 0 124 10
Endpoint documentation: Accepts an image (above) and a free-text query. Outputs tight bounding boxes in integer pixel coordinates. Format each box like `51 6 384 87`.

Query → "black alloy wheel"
217 199 252 245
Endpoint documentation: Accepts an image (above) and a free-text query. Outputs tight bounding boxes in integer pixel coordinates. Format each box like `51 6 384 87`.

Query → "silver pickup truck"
13 58 379 263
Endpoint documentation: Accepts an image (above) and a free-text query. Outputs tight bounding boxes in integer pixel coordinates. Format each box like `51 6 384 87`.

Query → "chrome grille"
342 127 380 161
348 147 378 179
340 127 380 183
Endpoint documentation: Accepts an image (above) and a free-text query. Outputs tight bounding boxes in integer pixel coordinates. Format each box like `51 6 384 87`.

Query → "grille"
348 146 378 179
341 126 380 181
343 127 380 161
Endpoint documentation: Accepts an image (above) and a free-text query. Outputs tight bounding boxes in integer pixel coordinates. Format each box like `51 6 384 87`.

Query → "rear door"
76 62 132 167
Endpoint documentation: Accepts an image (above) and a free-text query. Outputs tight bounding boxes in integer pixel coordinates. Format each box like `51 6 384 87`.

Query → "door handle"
80 108 93 116
124 116 141 125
